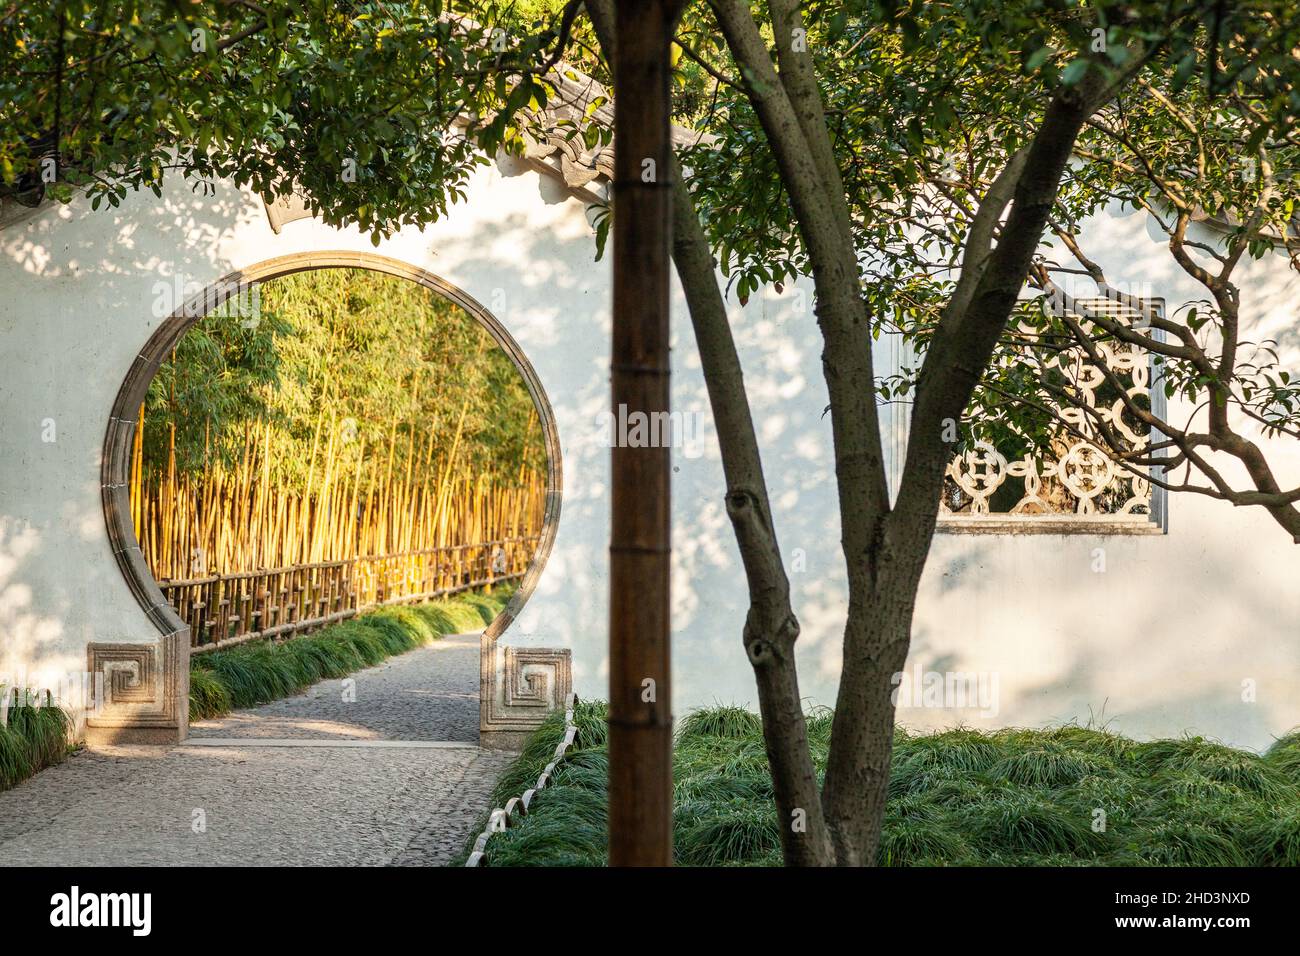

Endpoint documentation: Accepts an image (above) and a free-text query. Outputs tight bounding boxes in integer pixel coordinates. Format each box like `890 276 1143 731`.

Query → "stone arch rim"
101 249 565 660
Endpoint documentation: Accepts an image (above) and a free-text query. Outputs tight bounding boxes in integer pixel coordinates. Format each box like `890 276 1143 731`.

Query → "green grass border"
189 586 513 721
0 698 74 792
465 702 1300 867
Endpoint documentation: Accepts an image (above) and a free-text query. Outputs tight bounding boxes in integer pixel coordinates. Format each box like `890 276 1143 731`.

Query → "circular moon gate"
101 251 563 731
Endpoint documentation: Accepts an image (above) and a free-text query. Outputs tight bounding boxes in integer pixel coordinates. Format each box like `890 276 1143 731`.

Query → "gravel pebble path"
0 634 512 866
190 632 484 742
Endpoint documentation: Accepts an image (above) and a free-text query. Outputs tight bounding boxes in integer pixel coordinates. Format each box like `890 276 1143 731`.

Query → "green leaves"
1024 45 1054 72
1 2 565 240
590 203 611 261
1060 58 1090 86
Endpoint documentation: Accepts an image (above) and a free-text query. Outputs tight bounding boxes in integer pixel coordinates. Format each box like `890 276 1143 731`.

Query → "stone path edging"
465 692 579 867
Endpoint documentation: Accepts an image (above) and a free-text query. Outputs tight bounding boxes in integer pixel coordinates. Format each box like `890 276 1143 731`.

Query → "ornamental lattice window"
937 296 1167 534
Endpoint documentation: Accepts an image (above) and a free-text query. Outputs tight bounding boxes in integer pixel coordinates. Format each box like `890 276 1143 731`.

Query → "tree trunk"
821 563 922 864
669 156 834 865
820 74 1114 866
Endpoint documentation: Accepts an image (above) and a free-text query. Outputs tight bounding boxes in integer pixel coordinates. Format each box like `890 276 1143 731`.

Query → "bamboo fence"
129 403 546 652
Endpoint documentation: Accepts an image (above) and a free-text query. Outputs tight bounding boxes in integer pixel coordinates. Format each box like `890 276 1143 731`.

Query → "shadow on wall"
669 282 839 708
0 188 257 692
904 510 1300 752
0 520 67 686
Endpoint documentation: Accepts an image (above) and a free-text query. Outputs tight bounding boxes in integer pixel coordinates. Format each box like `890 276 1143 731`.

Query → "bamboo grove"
128 268 546 601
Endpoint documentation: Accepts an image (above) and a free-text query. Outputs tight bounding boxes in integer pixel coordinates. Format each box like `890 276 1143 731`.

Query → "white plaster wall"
2 162 1298 751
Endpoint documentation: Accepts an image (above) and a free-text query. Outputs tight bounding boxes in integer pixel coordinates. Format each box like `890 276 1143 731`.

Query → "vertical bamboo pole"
131 402 145 543
608 0 681 867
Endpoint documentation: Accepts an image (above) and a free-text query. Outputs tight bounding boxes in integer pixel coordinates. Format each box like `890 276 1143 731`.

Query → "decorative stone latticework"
939 297 1164 533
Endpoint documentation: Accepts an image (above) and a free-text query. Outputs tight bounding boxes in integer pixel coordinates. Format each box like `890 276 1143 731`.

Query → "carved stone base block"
85 631 189 747
480 637 571 751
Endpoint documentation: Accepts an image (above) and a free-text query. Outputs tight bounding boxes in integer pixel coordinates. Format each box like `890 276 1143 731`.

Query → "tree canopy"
1 1 568 242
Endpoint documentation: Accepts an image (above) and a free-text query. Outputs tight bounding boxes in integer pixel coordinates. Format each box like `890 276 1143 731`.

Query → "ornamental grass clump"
0 697 73 791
